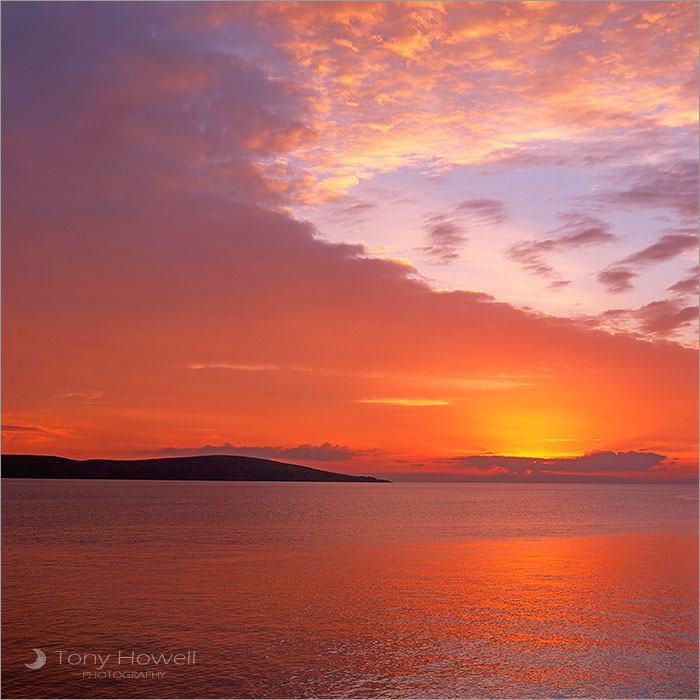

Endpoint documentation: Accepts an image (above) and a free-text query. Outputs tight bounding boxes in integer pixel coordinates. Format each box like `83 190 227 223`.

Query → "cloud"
551 214 617 248
597 267 638 294
156 441 360 461
507 213 615 284
598 232 698 293
54 390 104 403
620 232 699 266
506 242 558 278
547 279 572 290
455 197 508 227
330 198 377 222
421 216 466 264
633 302 699 337
216 2 698 204
278 443 358 461
356 398 450 407
189 362 284 372
597 159 700 219
420 196 507 264
1 2 316 215
668 266 700 298
598 300 699 339
451 450 667 474
1 2 697 470
1 424 71 439
1 424 45 433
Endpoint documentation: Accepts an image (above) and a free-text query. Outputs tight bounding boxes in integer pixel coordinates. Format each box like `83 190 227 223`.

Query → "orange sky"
2 2 698 481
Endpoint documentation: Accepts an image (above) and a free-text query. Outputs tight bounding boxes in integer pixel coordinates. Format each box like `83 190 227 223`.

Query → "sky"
2 1 698 482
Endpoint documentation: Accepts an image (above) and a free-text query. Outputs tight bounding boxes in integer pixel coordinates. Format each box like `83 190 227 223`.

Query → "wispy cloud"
421 216 466 264
597 268 637 294
420 196 507 265
668 265 700 298
357 398 450 407
2 424 45 433
507 213 615 286
597 300 699 339
455 197 508 227
598 231 699 293
450 450 667 474
156 441 365 462
1 423 71 438
54 390 104 403
329 197 377 222
597 159 699 219
187 365 535 392
621 232 699 266
189 362 283 371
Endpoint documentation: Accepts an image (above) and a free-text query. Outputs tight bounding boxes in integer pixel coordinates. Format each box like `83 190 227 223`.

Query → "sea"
1 480 698 699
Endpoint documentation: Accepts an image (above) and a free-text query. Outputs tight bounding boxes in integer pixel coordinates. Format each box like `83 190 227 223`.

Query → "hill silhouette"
1 454 389 482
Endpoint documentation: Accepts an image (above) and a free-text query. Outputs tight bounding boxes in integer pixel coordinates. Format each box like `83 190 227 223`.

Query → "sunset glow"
2 1 698 482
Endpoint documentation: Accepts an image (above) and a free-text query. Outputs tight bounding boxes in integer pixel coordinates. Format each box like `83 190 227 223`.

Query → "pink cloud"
620 232 699 266
508 214 616 286
598 232 698 293
421 216 466 264
598 299 699 338
455 197 508 227
597 159 699 219
597 268 638 294
668 266 700 297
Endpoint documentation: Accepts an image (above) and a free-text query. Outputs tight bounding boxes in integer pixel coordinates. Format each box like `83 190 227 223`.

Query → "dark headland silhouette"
1 454 390 482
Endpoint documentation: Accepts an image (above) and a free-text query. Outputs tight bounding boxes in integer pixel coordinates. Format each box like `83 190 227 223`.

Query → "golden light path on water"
2 480 697 698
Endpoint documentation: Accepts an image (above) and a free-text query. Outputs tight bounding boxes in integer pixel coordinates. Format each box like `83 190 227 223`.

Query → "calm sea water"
1 480 698 699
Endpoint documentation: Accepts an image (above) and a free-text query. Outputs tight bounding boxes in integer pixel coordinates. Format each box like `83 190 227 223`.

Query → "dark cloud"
1 425 44 433
597 232 698 293
598 299 699 338
598 159 700 219
552 214 617 247
620 232 699 266
597 267 637 293
627 301 698 337
372 472 667 483
1 2 314 220
420 196 507 264
452 450 666 474
668 266 700 298
507 213 615 285
421 216 466 264
548 279 572 290
455 197 508 226
506 242 557 278
156 442 359 462
278 443 357 461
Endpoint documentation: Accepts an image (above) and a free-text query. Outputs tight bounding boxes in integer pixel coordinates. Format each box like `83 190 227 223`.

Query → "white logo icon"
25 649 46 670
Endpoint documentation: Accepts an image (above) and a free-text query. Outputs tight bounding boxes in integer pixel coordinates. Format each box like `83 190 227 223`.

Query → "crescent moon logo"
25 648 46 670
